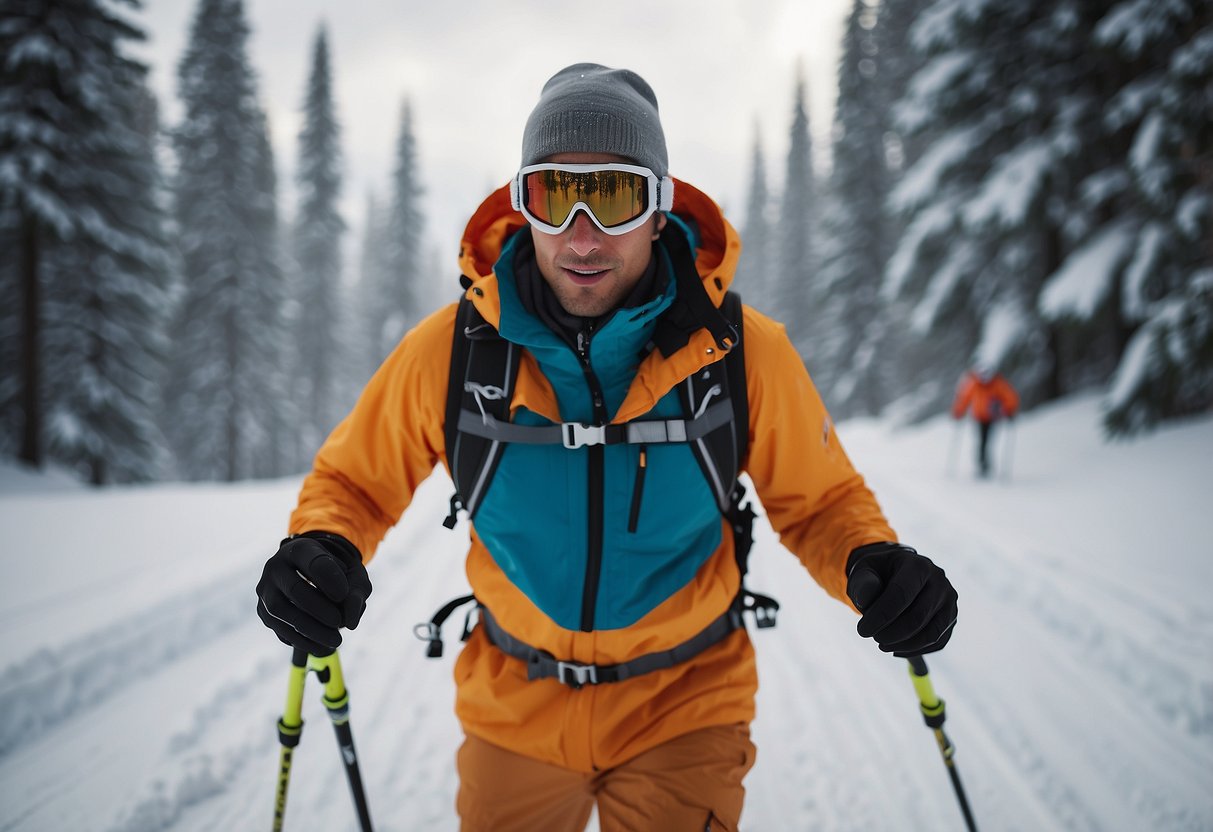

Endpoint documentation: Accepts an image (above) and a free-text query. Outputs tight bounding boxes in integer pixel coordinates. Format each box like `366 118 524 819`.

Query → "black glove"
845 542 957 658
256 531 372 656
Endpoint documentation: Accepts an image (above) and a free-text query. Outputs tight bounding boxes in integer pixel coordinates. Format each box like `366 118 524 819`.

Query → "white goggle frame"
510 163 675 236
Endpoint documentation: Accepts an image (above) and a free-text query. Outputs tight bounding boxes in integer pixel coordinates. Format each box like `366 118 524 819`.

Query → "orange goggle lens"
522 168 650 230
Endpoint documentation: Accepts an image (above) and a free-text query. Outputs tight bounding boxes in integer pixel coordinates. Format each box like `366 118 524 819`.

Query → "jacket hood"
456 177 742 318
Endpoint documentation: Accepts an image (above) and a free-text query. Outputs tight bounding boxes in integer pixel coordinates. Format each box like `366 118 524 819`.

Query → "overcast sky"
134 0 853 274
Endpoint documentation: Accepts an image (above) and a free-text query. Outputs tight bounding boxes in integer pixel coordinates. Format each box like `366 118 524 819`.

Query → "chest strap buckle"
563 422 606 449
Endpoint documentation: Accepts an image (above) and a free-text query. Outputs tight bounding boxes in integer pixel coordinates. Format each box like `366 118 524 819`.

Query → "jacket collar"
491 228 676 363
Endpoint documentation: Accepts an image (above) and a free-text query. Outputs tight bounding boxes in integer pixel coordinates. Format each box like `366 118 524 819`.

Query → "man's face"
529 152 667 318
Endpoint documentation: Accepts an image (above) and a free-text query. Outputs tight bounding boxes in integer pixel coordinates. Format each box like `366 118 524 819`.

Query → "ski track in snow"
0 565 255 758
2 399 1212 831
845 417 1213 832
882 475 1213 744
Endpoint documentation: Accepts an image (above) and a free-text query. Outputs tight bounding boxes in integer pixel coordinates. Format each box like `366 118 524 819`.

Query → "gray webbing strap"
478 604 745 689
456 399 733 449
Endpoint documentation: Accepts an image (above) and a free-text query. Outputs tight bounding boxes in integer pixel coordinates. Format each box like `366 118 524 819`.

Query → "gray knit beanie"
521 63 669 177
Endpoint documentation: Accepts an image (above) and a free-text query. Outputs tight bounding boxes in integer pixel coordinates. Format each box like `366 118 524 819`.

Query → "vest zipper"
627 445 647 533
575 325 608 632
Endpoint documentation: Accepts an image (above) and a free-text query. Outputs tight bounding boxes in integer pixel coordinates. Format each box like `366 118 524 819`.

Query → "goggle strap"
509 176 521 212
657 177 674 212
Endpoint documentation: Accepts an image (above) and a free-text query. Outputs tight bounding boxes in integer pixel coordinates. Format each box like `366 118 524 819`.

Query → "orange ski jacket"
952 372 1020 424
287 178 897 773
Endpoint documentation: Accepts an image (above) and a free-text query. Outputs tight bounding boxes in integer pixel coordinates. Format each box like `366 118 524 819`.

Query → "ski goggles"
510 163 675 236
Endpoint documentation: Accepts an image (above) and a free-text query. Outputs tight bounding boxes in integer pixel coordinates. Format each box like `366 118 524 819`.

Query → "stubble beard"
544 257 632 318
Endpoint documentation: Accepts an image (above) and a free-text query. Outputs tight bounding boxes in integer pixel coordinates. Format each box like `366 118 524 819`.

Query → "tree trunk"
19 212 41 467
226 312 239 482
1041 223 1065 402
1044 324 1064 402
90 455 105 487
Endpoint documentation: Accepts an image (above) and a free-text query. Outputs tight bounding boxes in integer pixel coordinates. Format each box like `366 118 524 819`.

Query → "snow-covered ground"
1 394 1210 831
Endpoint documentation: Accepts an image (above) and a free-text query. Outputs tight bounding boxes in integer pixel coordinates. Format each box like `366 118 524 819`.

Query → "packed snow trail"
1 395 1210 831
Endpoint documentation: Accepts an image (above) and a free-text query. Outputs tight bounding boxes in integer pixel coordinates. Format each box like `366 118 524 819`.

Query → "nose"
565 210 602 257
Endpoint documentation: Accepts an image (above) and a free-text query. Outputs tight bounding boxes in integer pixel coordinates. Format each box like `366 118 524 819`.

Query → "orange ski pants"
456 723 756 831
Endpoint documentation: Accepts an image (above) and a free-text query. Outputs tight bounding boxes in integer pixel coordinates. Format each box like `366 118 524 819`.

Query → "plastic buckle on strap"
413 622 444 657
556 660 599 688
754 606 778 629
563 422 605 449
742 590 780 629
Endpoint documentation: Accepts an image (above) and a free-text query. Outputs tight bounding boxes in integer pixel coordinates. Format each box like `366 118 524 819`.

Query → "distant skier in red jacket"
951 365 1019 477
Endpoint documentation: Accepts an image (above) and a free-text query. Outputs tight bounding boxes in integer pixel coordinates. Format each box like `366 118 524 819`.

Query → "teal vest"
469 230 723 632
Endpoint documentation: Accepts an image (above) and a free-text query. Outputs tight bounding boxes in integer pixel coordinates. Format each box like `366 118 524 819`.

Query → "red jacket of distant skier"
952 372 1019 423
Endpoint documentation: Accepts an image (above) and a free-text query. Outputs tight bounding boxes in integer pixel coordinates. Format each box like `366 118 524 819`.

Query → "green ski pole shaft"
310 652 374 832
273 647 309 831
906 656 978 832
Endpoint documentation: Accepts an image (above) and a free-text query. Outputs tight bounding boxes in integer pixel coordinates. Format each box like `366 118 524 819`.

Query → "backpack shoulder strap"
721 291 748 471
676 290 772 619
717 292 774 622
442 296 520 528
679 290 747 511
442 296 475 477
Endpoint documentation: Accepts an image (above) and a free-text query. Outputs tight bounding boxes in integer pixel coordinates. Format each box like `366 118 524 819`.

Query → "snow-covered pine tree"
882 0 1116 419
738 123 775 314
0 208 18 462
247 109 294 478
1039 0 1212 434
874 0 934 179
166 0 290 481
290 24 347 462
0 0 173 482
368 100 427 364
815 0 893 416
776 66 819 358
45 80 174 485
355 191 392 381
841 0 938 419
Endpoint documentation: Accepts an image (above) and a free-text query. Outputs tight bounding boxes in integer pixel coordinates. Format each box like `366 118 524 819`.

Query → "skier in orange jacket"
951 365 1019 477
256 63 960 830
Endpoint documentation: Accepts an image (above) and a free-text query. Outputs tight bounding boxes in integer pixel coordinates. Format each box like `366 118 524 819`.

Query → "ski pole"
1000 419 1016 482
945 419 961 477
906 656 978 831
272 647 309 832
271 648 375 832
308 650 374 832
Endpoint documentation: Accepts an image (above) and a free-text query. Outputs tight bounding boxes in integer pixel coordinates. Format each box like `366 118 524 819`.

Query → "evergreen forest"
2 0 1209 485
